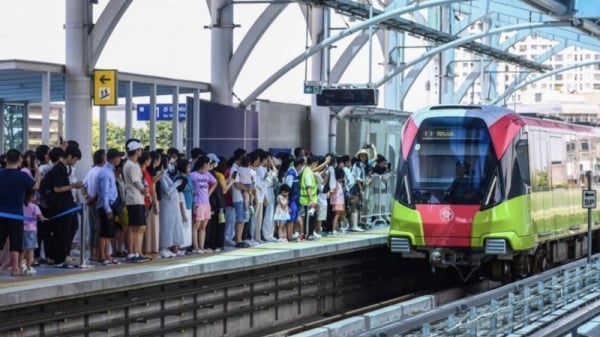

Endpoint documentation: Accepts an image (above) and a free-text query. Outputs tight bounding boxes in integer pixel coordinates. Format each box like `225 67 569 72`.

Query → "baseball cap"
107 148 125 160
126 140 143 152
207 153 220 164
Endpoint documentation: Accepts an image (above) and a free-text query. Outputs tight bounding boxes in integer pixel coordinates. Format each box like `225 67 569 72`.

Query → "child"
21 189 48 275
190 156 217 253
273 184 291 242
238 156 256 217
330 168 346 235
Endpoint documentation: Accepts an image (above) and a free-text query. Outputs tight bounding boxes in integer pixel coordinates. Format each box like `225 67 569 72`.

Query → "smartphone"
232 171 238 179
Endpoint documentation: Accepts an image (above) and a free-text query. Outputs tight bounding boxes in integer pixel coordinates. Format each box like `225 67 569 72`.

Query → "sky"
0 0 387 113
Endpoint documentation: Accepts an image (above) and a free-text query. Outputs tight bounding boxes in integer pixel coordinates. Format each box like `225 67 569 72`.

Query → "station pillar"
309 7 331 155
210 0 234 105
65 0 93 178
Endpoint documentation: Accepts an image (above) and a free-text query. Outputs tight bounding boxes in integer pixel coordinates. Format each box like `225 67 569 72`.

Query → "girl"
273 184 291 242
190 155 217 253
21 189 48 275
330 167 346 235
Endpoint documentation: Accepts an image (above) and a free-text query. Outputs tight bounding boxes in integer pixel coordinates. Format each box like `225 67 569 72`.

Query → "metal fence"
360 172 395 228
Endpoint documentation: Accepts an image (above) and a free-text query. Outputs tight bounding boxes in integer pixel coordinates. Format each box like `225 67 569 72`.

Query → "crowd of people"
0 139 392 276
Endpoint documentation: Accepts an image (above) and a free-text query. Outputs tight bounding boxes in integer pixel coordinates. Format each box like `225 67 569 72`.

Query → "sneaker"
350 225 365 232
136 255 151 263
332 230 340 235
292 232 299 239
278 238 288 243
224 239 236 247
297 234 305 241
160 250 175 258
25 267 36 275
20 260 27 272
307 235 316 241
313 232 322 239
126 254 137 263
192 249 204 254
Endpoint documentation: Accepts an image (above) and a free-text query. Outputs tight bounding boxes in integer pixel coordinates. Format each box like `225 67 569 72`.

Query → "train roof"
412 104 599 134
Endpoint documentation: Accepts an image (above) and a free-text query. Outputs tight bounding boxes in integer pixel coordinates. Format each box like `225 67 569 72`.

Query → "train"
388 105 600 281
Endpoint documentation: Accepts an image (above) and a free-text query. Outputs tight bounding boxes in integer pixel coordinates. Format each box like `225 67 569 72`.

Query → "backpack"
39 171 56 208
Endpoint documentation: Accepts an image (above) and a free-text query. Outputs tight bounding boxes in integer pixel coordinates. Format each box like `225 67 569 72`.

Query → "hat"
107 148 124 160
126 140 143 152
207 153 219 164
375 154 387 163
355 149 370 159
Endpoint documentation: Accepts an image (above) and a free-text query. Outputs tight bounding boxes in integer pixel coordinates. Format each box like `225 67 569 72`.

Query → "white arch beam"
240 0 465 107
229 3 288 86
372 21 571 89
491 60 600 105
89 0 133 70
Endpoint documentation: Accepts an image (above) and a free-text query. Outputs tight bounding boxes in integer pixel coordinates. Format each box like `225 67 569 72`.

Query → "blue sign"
136 103 186 121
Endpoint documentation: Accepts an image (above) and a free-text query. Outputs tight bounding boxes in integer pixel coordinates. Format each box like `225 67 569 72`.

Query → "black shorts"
98 209 117 238
127 205 147 227
0 218 23 252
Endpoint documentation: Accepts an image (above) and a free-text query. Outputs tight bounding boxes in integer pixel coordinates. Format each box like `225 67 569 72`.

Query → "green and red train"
389 105 600 281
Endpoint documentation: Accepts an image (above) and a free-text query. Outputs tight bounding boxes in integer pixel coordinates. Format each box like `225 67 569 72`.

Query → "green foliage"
92 119 173 152
532 170 549 192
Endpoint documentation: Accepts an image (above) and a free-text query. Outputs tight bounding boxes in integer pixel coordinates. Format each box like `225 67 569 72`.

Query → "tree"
92 119 174 152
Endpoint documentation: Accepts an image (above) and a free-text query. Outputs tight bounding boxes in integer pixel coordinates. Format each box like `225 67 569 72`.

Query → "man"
82 149 105 262
96 149 123 264
299 156 318 240
285 156 305 241
230 148 251 248
47 145 84 268
0 149 38 275
123 139 149 262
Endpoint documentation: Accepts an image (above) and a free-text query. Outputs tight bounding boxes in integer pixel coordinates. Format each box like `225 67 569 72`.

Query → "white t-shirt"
230 163 244 203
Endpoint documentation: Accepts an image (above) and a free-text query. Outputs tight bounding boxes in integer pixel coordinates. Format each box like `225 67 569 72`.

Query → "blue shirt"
96 163 118 213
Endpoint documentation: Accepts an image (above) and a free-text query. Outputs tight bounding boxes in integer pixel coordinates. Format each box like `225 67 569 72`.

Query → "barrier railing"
360 172 395 228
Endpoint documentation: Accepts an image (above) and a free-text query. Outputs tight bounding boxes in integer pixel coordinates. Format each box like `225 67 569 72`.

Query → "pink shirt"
190 171 216 205
23 202 41 231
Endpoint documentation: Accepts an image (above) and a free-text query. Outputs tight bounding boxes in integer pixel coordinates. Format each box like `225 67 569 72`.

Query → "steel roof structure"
0 59 210 103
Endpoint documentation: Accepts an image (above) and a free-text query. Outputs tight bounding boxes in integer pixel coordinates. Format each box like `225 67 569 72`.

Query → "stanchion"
79 202 93 269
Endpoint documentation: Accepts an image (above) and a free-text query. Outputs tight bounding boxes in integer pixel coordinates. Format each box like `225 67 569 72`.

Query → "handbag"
110 183 126 215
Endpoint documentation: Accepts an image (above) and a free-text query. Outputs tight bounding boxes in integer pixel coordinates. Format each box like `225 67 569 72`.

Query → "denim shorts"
23 230 38 250
233 201 246 223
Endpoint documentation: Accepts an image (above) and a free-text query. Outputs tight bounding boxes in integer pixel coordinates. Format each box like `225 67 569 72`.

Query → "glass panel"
3 104 25 152
406 117 496 205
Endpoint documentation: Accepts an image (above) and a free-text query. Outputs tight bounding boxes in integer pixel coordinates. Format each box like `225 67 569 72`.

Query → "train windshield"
404 117 496 205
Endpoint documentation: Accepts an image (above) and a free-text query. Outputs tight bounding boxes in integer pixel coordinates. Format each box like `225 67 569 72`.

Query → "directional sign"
582 190 597 209
136 104 186 121
93 69 118 106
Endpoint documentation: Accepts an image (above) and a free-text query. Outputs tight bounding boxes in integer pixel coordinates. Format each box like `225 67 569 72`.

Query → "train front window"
407 117 496 205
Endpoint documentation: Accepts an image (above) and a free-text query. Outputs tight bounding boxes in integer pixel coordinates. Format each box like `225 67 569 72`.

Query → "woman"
157 157 184 258
140 151 160 256
173 158 193 253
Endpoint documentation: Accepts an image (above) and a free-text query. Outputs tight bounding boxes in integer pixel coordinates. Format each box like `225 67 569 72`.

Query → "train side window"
515 139 530 187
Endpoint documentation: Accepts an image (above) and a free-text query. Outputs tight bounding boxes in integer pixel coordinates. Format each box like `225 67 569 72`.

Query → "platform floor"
0 228 388 308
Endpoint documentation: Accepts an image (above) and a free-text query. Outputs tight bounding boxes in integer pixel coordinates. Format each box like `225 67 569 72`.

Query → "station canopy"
0 59 210 103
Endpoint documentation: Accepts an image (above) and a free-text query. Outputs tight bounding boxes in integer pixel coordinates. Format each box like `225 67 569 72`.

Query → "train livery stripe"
416 204 481 247
402 118 418 159
487 114 525 159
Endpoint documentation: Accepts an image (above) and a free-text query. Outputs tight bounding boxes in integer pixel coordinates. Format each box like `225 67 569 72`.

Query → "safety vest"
299 167 317 205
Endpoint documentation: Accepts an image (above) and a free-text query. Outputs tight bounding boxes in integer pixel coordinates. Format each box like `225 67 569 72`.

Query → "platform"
0 229 388 309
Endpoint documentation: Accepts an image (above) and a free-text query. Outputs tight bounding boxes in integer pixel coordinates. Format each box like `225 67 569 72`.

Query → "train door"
549 134 569 234
529 129 552 237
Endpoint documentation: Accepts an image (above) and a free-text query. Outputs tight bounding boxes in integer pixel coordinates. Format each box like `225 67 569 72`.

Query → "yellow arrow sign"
93 69 118 106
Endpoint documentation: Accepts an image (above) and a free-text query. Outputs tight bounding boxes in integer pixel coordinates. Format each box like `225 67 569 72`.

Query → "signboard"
582 190 597 209
316 88 378 106
93 69 118 106
304 81 323 94
136 103 186 121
